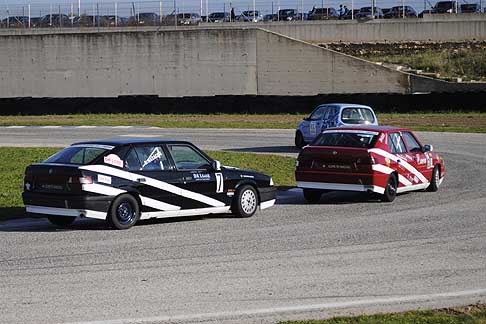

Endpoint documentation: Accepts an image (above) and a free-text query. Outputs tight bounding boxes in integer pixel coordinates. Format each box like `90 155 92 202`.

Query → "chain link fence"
0 0 483 28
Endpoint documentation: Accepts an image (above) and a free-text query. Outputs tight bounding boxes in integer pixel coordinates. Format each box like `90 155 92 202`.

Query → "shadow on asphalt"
0 212 237 232
225 146 300 154
277 188 382 205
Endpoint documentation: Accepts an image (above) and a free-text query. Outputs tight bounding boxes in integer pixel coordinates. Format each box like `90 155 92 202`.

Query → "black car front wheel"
108 194 140 230
232 185 259 218
47 216 76 227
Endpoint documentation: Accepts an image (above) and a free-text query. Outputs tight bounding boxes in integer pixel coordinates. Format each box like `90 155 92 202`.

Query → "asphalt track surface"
1 127 485 324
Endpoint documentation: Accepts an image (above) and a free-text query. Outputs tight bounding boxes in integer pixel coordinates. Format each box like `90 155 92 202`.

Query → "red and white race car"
295 126 445 202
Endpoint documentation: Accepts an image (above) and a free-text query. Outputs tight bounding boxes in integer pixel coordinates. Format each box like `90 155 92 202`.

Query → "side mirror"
212 160 221 171
422 144 433 152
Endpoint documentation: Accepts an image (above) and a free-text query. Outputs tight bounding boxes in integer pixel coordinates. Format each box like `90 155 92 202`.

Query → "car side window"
402 132 422 152
168 145 211 170
388 132 407 154
309 107 326 120
125 146 169 171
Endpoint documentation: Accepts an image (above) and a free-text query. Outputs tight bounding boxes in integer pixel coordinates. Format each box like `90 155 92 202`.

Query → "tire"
107 194 140 230
47 216 76 227
381 174 397 202
303 188 322 203
232 185 259 218
295 131 305 149
427 165 441 192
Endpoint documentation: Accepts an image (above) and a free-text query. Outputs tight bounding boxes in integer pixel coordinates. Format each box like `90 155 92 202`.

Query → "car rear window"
341 107 375 124
44 145 112 165
312 131 379 148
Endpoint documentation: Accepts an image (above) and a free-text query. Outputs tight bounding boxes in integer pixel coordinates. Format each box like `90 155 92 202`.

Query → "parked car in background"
276 8 297 20
418 9 433 17
1 16 29 28
237 10 263 22
263 13 275 21
101 15 126 26
432 1 460 13
382 8 392 16
295 126 445 203
356 6 384 18
30 17 42 27
385 5 417 18
308 7 339 20
343 9 359 19
74 15 102 27
176 13 201 25
128 12 160 26
40 14 71 27
295 103 378 148
294 12 308 20
208 12 230 22
460 3 480 12
23 138 277 229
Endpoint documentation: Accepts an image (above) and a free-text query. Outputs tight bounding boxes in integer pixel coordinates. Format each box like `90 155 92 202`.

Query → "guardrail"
1 0 484 29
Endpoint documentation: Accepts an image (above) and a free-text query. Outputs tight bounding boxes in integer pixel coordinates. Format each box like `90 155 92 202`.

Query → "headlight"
269 178 274 186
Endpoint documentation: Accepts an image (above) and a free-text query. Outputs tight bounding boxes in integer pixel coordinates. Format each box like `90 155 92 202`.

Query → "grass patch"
0 113 485 133
280 304 486 324
0 147 295 219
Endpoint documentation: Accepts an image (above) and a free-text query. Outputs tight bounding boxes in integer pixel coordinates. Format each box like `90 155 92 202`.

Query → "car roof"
72 138 185 146
316 103 373 109
325 125 411 132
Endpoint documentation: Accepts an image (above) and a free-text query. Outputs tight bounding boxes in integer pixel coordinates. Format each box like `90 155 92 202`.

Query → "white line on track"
40 125 62 128
67 288 486 324
5 125 26 128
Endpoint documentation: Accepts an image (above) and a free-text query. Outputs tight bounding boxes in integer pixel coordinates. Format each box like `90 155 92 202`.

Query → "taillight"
24 174 33 191
68 176 93 184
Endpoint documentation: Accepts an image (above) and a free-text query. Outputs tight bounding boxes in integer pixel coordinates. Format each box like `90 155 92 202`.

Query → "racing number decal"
310 122 317 136
215 173 224 193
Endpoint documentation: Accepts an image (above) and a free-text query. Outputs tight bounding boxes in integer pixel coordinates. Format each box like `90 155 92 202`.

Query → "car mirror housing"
423 144 434 152
212 160 221 171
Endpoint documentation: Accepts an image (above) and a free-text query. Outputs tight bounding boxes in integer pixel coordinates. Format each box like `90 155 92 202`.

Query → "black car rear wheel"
108 194 140 230
232 185 259 218
47 216 76 227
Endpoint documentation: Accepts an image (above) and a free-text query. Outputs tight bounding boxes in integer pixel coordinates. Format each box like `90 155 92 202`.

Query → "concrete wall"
0 28 484 98
0 29 258 97
256 30 409 95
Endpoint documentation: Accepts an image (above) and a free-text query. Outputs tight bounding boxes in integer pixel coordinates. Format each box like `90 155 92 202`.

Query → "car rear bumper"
22 192 113 219
297 181 385 194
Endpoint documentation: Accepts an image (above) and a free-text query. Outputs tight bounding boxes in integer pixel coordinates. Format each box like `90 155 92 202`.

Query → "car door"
321 106 338 130
166 144 228 210
123 145 183 212
305 106 327 142
402 131 431 182
388 132 411 188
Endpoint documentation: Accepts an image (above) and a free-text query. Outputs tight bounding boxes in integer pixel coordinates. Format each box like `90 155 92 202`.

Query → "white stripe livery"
79 165 225 207
368 148 429 184
371 164 413 186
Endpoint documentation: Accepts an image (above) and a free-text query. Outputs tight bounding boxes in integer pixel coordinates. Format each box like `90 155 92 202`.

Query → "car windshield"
242 11 259 16
341 107 375 124
280 9 294 15
312 131 379 148
44 145 111 165
210 12 225 18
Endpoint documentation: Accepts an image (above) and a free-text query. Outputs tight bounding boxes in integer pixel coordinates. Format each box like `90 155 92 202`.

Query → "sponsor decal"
310 122 317 136
142 147 163 169
97 174 112 185
104 154 124 168
378 133 386 143
385 157 391 167
192 173 211 180
215 173 224 193
41 184 63 190
426 152 433 169
240 175 255 179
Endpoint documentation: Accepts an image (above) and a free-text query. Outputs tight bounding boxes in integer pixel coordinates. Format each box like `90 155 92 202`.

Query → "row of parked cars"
1 1 483 28
22 103 445 229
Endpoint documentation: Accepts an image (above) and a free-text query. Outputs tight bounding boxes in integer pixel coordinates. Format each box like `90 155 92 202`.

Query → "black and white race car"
22 139 277 229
